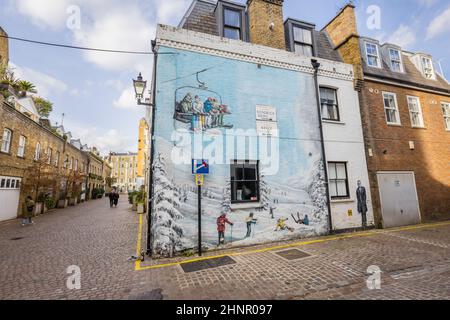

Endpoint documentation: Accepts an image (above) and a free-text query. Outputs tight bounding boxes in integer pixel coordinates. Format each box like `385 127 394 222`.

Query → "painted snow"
152 46 329 257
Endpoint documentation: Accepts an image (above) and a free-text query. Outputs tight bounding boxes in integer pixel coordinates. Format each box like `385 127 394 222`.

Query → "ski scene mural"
151 44 330 258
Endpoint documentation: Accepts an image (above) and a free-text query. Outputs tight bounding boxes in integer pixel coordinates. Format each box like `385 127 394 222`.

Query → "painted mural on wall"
151 46 330 257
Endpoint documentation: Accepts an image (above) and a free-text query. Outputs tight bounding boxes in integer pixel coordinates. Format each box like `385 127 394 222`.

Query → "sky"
1 0 449 155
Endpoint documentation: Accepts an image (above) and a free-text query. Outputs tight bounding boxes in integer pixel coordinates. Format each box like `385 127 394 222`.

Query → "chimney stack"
247 0 286 50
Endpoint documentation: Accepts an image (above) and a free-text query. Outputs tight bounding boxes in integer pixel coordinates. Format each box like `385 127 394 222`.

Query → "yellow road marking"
134 214 143 271
134 218 450 272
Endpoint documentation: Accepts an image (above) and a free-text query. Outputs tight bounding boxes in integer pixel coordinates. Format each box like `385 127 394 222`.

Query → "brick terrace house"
324 5 450 228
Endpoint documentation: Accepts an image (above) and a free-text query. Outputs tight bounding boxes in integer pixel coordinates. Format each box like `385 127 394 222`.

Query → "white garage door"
0 176 22 222
377 172 421 228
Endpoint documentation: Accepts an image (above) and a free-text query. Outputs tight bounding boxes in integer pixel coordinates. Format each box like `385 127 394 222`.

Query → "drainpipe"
311 59 333 233
146 40 158 256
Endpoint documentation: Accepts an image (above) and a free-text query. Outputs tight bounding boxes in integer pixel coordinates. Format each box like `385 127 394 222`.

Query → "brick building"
0 95 89 221
108 152 139 192
324 5 450 227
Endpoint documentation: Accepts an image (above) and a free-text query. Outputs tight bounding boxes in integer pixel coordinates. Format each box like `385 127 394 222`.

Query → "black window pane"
224 27 240 40
244 166 256 181
224 9 240 28
0 179 4 188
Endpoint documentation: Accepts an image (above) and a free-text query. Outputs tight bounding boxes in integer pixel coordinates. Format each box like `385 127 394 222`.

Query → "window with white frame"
407 96 424 128
293 26 313 57
320 87 340 121
70 157 74 170
421 57 434 79
383 92 401 125
365 42 380 68
230 160 260 203
328 162 349 199
34 142 41 161
389 48 403 72
1 128 12 153
54 151 60 167
17 135 27 157
75 159 78 171
46 147 52 164
64 154 69 168
442 102 450 130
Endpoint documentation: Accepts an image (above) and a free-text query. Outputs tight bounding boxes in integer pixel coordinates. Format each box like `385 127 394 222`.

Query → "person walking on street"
21 196 35 226
109 189 115 208
113 190 120 207
217 212 233 245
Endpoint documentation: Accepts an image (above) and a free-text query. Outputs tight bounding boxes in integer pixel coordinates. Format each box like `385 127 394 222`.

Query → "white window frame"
75 159 79 171
1 128 12 153
365 41 381 68
46 147 52 164
421 56 434 79
382 92 401 125
54 151 60 167
407 96 425 128
17 135 27 157
442 102 450 131
389 48 403 72
34 142 41 161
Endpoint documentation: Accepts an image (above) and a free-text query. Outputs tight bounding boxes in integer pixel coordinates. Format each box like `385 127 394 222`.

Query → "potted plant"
136 190 146 214
45 197 56 212
58 192 69 208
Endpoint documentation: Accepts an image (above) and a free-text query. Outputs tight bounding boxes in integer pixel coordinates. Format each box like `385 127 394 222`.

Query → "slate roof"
178 0 343 62
360 38 450 94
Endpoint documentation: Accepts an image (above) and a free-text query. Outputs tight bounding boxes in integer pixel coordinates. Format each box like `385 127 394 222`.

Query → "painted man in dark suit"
356 180 368 228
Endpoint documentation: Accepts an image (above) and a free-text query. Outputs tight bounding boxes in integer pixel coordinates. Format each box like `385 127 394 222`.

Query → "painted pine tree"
151 153 184 257
308 160 328 221
221 180 232 213
259 176 270 211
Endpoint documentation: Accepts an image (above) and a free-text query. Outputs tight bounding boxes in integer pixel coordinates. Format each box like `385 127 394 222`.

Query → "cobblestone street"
1 197 449 300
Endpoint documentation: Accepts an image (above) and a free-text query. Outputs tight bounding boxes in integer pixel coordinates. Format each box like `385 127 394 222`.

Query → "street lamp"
133 72 153 106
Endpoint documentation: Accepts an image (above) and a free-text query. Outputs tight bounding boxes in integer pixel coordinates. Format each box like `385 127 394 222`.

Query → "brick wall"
0 101 88 217
247 0 286 50
360 81 450 224
0 27 9 66
324 5 363 81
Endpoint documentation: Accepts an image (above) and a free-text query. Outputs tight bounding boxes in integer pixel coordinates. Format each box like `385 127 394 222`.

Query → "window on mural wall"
320 87 340 121
442 102 450 130
1 128 12 153
328 162 349 199
230 161 260 203
383 92 401 125
365 42 380 68
407 96 424 128
389 48 403 72
223 8 242 40
293 26 313 57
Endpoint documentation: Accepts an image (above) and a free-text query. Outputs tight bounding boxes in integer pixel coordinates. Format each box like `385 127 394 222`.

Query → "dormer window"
217 2 246 41
365 41 381 68
293 26 313 57
389 48 403 72
421 57 434 79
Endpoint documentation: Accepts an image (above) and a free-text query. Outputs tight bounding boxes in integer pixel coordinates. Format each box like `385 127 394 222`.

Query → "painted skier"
275 218 294 232
245 213 258 238
217 212 234 245
192 95 204 131
291 212 310 226
179 93 193 113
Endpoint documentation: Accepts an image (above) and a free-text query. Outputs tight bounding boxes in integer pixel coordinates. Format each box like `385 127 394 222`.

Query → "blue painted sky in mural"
155 46 323 180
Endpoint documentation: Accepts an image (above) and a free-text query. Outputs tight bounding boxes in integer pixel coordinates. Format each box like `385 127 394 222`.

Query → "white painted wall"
319 76 374 230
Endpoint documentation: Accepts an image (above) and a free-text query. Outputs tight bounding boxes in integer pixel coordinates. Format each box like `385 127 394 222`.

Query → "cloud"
386 25 417 49
10 62 69 98
64 122 137 155
426 7 450 40
14 0 71 30
417 0 439 7
113 87 138 110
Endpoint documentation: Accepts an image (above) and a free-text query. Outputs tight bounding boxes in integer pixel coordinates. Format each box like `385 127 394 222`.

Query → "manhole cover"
274 249 311 261
181 256 236 273
10 237 24 241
